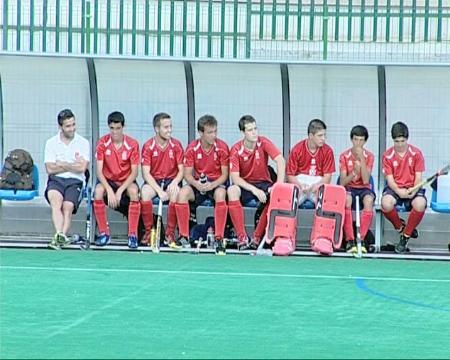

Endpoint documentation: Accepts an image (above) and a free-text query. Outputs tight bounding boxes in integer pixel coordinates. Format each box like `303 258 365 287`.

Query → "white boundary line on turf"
1 265 450 283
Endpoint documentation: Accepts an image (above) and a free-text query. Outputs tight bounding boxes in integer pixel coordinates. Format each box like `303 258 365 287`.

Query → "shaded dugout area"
1 248 449 359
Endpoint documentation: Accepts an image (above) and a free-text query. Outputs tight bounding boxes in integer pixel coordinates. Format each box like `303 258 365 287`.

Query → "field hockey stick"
407 164 450 194
354 195 362 259
153 180 164 253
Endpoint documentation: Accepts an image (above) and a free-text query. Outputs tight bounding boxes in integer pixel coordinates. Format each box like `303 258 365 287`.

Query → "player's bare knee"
345 195 352 208
214 187 227 201
381 196 395 211
412 198 427 212
94 184 105 200
227 185 240 201
127 184 140 201
140 184 156 201
62 202 74 214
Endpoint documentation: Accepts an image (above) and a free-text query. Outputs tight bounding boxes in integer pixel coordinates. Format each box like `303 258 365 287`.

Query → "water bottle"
206 226 215 248
199 173 207 195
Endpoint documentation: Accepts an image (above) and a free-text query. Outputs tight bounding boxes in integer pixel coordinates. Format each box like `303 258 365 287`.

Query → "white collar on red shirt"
104 135 132 150
149 137 175 150
238 138 261 155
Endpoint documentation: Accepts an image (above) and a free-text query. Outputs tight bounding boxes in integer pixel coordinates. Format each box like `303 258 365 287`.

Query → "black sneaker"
346 240 356 253
215 237 226 255
398 219 418 239
395 234 410 254
176 236 190 248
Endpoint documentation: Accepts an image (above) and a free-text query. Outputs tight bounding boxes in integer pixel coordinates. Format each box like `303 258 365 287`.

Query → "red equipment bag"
310 184 346 255
264 183 300 256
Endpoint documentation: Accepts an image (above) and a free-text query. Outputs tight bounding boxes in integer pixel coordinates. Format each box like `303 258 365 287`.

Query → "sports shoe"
128 234 138 249
95 233 111 246
48 233 61 250
56 233 71 247
165 233 175 246
236 235 249 251
168 240 181 250
176 236 190 248
397 219 418 239
141 230 150 246
215 237 226 255
346 240 357 253
395 234 410 254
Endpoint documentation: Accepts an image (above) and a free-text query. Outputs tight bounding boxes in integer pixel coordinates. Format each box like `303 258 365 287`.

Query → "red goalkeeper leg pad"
310 184 346 255
264 183 300 256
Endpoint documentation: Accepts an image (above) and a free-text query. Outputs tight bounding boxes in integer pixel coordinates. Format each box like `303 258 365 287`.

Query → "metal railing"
1 0 449 63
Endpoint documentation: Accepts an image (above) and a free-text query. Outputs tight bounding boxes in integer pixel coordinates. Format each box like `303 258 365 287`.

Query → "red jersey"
339 148 375 189
96 134 140 183
286 139 335 177
382 144 425 188
183 138 229 180
141 137 184 181
229 136 281 183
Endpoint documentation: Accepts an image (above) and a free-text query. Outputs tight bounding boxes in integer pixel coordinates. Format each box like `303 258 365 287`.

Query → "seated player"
339 125 375 253
381 121 426 254
93 111 141 249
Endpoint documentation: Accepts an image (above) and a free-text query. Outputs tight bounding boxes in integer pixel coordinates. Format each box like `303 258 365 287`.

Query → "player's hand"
157 189 169 202
166 182 179 199
353 161 361 175
300 183 310 192
354 147 363 160
406 188 417 199
106 188 118 209
252 188 267 203
397 188 409 199
202 181 214 193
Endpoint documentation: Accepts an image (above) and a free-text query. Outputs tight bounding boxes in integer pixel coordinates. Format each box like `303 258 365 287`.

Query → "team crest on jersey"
311 159 316 165
197 153 202 160
243 156 248 161
214 153 217 161
409 157 413 166
393 160 398 167
348 160 353 166
255 151 260 160
105 149 111 156
153 151 158 157
169 149 174 159
122 151 128 160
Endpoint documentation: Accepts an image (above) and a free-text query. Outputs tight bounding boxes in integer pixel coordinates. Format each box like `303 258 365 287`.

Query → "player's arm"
407 171 423 198
273 154 286 183
210 165 229 189
117 163 139 195
184 165 202 191
339 168 355 187
386 174 408 198
142 164 165 197
358 155 371 185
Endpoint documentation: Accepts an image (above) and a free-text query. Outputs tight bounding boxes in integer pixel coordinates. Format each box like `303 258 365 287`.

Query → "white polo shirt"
44 132 91 182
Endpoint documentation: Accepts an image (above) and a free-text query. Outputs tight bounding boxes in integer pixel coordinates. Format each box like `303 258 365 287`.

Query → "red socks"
360 210 373 240
382 208 403 230
128 201 141 236
165 202 177 237
175 203 190 237
140 200 153 232
404 209 425 237
214 201 228 239
344 208 354 241
253 205 269 243
228 200 246 238
93 200 109 235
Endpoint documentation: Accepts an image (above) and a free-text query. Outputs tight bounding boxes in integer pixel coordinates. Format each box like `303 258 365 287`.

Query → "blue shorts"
240 181 272 206
192 180 229 207
347 187 376 210
45 175 83 214
382 186 427 211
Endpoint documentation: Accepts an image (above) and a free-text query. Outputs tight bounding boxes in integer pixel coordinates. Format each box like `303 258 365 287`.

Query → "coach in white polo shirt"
44 109 90 249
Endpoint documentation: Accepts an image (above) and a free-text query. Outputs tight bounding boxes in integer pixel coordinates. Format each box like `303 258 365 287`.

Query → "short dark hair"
391 121 409 139
197 114 217 132
107 111 125 126
153 112 171 128
238 115 256 131
307 119 327 135
350 125 369 141
57 109 75 126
